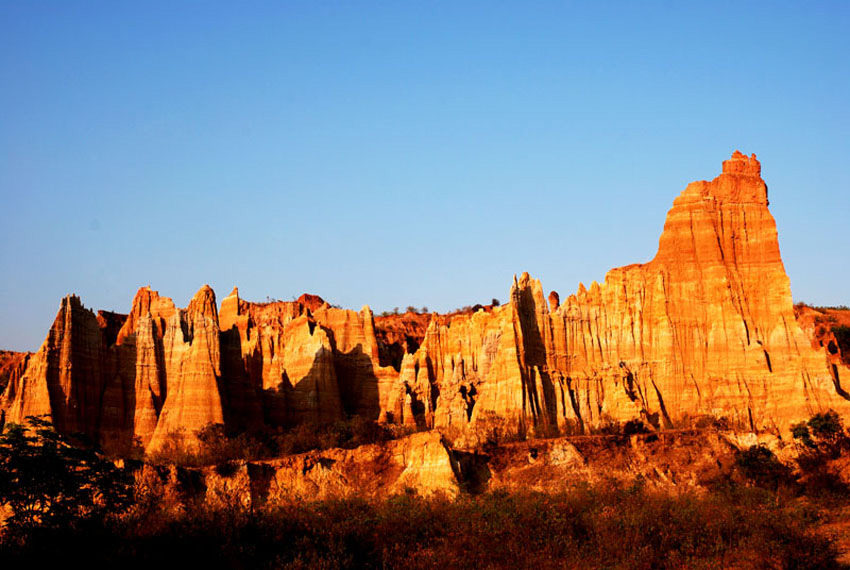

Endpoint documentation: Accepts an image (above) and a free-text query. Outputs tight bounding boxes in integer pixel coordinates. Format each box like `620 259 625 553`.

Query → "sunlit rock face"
394 151 850 436
135 430 461 507
2 151 848 451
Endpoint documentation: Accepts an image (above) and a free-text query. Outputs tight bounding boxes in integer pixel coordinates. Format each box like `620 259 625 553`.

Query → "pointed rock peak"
722 150 761 177
117 286 167 344
577 282 587 295
130 286 159 313
219 287 243 331
519 272 531 287
188 285 218 320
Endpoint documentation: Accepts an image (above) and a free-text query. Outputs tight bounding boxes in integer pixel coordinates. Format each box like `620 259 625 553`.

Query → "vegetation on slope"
2 411 850 568
1 482 841 569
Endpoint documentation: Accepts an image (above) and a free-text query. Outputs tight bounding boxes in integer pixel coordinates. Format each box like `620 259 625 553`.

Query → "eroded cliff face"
0 351 31 429
373 312 431 370
1 151 848 451
383 151 850 436
0 284 401 453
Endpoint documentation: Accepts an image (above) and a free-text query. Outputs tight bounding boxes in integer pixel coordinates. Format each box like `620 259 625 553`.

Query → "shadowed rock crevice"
829 364 850 401
332 344 381 420
450 449 491 494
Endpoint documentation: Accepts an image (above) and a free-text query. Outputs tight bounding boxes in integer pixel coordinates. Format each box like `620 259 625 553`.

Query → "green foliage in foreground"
733 444 796 491
0 416 134 540
1 481 840 569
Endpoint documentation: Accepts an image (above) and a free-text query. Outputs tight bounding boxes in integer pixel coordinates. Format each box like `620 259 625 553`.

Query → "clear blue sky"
1 1 848 351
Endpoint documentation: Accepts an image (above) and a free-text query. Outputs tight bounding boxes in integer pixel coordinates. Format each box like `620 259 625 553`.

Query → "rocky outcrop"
135 430 459 509
0 284 401 452
0 296 107 439
795 305 850 400
385 151 850 436
1 151 848 450
129 428 798 508
147 286 226 451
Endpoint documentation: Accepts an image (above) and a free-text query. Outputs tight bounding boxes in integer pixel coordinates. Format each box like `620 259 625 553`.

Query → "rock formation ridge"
2 151 848 452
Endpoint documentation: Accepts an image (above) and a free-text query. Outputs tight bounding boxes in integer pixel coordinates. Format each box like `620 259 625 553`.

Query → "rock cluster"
2 152 848 451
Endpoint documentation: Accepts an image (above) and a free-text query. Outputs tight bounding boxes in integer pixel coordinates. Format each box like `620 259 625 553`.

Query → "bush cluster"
792 410 849 453
729 410 850 502
790 410 850 500
733 444 795 492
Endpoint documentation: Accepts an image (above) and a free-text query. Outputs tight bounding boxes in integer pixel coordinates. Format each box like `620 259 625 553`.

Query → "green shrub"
791 421 815 448
622 419 650 436
0 416 134 540
792 409 849 458
733 444 794 491
808 410 844 441
791 410 850 501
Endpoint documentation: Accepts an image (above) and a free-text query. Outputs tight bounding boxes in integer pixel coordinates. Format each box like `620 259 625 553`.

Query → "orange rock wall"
1 152 848 451
386 152 850 435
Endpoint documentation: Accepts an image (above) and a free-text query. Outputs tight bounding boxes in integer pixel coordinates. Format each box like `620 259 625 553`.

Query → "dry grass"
1 479 843 569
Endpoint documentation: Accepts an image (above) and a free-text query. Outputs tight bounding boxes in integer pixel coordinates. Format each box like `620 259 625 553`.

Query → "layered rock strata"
2 151 848 451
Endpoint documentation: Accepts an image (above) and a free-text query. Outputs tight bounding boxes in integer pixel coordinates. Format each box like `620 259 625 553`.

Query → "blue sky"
1 1 848 351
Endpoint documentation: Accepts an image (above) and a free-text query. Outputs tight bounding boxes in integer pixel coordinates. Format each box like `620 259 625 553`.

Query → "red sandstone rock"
116 286 176 345
2 152 848 449
374 312 431 369
403 151 850 435
0 351 30 395
796 305 850 381
148 286 225 451
296 293 328 313
548 291 560 312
